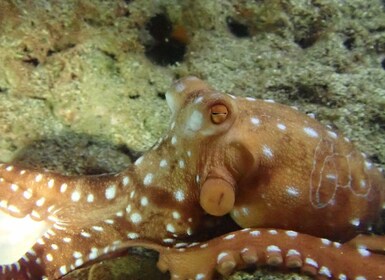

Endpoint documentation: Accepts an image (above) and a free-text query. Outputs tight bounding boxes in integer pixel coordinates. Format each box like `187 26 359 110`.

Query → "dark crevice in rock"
143 13 188 66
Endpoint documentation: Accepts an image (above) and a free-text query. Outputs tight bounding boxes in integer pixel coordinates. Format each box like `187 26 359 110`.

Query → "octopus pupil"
211 104 228 124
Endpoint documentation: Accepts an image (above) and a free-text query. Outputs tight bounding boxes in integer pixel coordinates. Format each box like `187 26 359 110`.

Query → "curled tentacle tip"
200 178 235 216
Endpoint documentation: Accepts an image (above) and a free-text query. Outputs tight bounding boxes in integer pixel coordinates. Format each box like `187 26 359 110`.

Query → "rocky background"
0 0 384 279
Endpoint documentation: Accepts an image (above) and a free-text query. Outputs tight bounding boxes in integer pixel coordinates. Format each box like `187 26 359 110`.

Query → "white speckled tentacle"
0 164 133 223
0 163 138 278
156 229 385 280
0 220 136 279
0 164 53 219
0 159 203 279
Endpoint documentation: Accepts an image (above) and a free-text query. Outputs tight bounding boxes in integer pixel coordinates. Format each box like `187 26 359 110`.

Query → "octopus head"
166 77 253 217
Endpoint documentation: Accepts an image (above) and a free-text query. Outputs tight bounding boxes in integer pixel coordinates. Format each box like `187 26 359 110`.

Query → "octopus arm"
1 220 130 279
154 228 385 280
0 163 129 222
0 162 82 220
347 234 385 253
0 162 132 272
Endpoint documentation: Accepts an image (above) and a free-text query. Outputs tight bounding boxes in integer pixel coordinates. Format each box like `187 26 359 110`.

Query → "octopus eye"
210 104 228 124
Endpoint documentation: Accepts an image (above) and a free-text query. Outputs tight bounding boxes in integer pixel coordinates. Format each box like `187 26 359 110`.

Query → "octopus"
0 76 384 280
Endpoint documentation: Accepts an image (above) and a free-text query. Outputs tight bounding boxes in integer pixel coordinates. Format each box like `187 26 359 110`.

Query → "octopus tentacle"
0 162 206 279
0 163 57 220
155 229 385 280
1 220 137 279
0 163 133 222
346 234 385 253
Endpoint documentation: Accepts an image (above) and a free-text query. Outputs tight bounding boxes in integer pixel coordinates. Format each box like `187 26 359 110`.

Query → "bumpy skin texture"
0 77 384 279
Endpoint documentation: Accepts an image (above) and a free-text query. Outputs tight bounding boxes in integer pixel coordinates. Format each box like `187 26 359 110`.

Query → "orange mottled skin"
0 77 384 279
